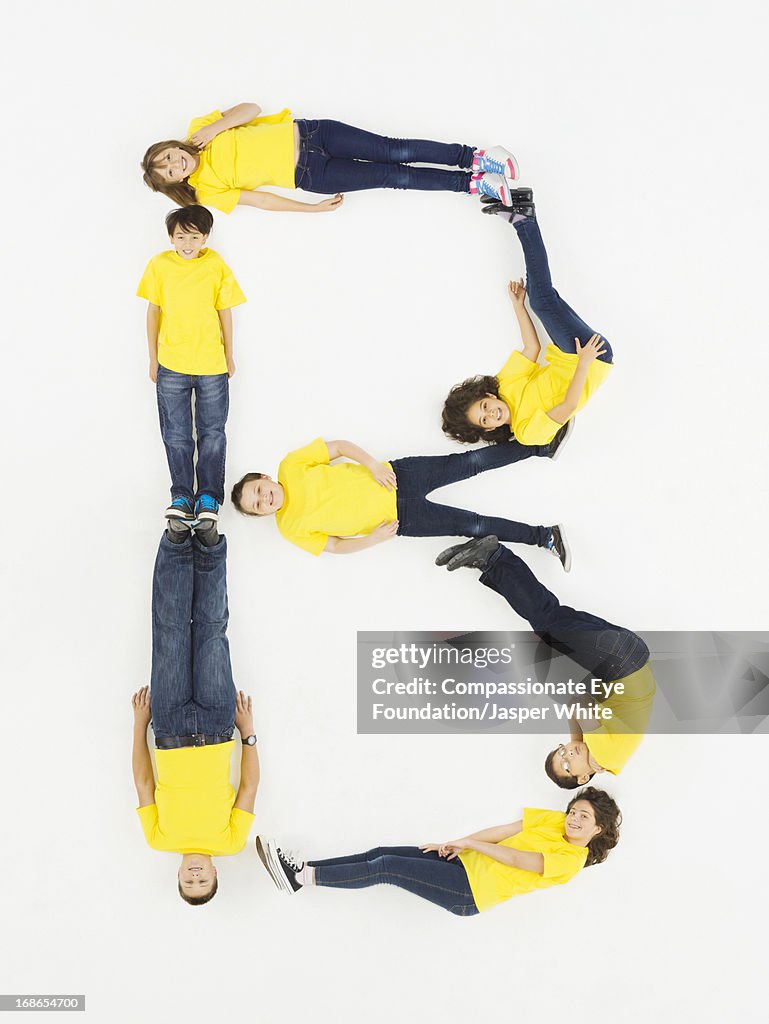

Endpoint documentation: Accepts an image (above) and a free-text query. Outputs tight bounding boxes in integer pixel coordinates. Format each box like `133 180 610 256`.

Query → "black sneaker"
436 536 500 572
193 519 220 547
547 525 572 572
548 419 575 461
256 836 303 894
481 193 536 220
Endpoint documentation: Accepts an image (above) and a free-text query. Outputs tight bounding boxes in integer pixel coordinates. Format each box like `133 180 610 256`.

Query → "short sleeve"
137 259 160 305
215 260 247 309
523 808 565 831
289 530 329 557
229 808 255 852
281 438 330 472
542 846 585 881
198 189 240 214
136 804 159 847
497 350 538 387
513 409 562 446
187 110 224 137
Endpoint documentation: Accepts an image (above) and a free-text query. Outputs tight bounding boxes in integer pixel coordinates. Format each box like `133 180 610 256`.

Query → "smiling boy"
137 205 246 533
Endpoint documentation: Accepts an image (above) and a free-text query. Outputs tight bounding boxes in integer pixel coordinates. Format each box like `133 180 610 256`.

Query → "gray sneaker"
547 525 572 572
436 536 500 572
548 419 575 460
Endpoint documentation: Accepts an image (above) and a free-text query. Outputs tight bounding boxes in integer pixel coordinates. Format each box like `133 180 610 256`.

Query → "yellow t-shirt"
136 741 254 856
276 437 398 557
187 108 296 213
459 808 587 913
497 344 613 446
586 662 657 774
137 248 246 375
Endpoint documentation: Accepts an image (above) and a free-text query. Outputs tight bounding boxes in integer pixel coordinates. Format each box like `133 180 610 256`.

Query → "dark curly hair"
544 748 595 790
442 375 511 444
142 139 201 206
566 786 621 867
178 875 218 906
231 472 267 515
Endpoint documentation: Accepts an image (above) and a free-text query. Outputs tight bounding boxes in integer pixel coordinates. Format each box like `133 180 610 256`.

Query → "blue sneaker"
472 146 519 181
165 496 195 521
470 172 512 206
195 494 220 522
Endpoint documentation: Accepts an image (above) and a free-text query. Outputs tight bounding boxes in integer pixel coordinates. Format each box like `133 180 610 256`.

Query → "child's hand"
149 361 158 383
507 278 527 311
315 194 344 212
188 124 220 149
234 690 255 738
371 520 398 543
227 357 236 378
575 334 607 364
132 686 152 727
368 461 397 491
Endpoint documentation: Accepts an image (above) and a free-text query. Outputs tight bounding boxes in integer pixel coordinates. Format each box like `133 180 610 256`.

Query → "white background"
2 1 768 1021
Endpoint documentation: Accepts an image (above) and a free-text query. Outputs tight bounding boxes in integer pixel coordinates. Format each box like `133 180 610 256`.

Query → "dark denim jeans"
294 119 474 194
311 846 479 917
150 532 236 740
514 217 614 363
480 546 649 682
156 366 229 505
391 442 552 548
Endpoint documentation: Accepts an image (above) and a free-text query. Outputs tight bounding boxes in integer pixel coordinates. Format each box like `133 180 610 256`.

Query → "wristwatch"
242 734 257 746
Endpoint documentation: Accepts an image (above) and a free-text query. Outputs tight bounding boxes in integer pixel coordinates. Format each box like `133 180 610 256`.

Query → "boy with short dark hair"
137 205 246 539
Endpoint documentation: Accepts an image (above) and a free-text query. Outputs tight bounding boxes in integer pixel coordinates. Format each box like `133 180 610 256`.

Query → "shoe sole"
555 524 572 573
504 155 519 181
549 419 575 462
165 509 195 521
255 836 291 894
445 536 500 571
195 511 219 522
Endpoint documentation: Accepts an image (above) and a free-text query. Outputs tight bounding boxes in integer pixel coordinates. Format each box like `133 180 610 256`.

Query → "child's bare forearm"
515 307 541 362
548 362 590 423
218 309 233 359
146 305 160 362
461 821 523 844
328 440 377 469
325 534 377 555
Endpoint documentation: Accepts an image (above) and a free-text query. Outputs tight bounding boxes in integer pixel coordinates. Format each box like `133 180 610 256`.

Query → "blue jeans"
156 366 229 505
391 443 552 548
150 532 236 740
514 217 614 363
480 546 648 682
294 120 474 194
311 846 479 917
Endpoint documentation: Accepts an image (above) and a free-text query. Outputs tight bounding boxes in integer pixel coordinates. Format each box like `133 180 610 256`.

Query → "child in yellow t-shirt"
137 205 246 533
442 196 614 448
255 787 620 915
230 435 573 570
140 101 526 214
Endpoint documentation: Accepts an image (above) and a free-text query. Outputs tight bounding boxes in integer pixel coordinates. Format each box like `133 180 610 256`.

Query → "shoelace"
171 497 191 509
279 847 303 872
197 495 218 511
479 178 501 200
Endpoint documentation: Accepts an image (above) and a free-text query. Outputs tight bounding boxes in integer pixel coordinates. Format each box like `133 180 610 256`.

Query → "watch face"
245 735 256 745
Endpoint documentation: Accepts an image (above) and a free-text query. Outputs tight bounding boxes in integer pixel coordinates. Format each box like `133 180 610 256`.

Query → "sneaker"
194 494 220 522
547 525 572 572
470 172 512 206
193 518 219 547
481 195 536 220
165 496 195 521
548 419 575 461
166 517 192 543
436 535 500 572
481 188 532 205
472 146 519 181
255 836 303 894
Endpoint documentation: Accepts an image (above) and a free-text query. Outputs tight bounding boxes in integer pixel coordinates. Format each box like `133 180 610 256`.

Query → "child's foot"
165 496 195 521
436 535 500 572
472 146 520 181
481 193 536 221
256 836 304 894
470 172 512 206
547 525 572 572
195 494 220 522
548 419 575 461
166 518 192 543
193 519 220 547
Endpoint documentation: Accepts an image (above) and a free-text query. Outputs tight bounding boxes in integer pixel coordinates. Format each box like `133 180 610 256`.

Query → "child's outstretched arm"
188 103 262 148
546 334 606 425
325 440 397 490
131 686 155 807
421 820 523 855
508 279 541 363
324 521 399 554
218 308 235 377
237 190 344 214
146 303 160 382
